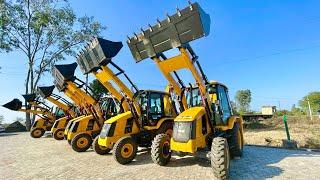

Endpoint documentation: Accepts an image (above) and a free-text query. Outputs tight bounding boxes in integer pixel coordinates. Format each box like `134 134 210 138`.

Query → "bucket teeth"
127 2 211 62
76 38 123 74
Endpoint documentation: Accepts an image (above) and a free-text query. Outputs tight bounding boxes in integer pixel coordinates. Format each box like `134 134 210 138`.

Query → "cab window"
217 85 231 123
149 93 163 120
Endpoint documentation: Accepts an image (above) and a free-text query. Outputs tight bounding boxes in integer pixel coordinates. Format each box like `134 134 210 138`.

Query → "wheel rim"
162 141 170 158
33 130 42 137
121 143 133 158
165 129 173 137
237 129 243 150
99 145 108 150
76 137 88 148
57 131 64 139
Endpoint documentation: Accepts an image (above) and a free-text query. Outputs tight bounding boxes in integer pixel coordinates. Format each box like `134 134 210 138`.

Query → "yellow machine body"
98 90 176 150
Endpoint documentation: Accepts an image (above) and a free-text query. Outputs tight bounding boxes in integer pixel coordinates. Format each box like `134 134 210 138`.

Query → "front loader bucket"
38 85 55 98
52 62 77 89
3 99 23 111
22 93 37 103
77 38 123 74
127 2 211 62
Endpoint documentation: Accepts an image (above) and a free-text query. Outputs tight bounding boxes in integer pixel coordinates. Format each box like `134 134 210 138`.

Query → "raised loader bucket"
3 98 23 111
52 62 77 89
77 38 123 74
127 2 211 62
22 93 37 103
38 85 55 98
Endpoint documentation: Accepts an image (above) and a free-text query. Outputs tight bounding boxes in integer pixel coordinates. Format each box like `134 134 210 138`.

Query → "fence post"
283 115 290 140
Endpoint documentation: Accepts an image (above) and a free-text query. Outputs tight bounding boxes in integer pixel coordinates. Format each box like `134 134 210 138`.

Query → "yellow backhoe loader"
52 62 120 152
37 85 78 140
2 94 60 138
76 37 177 163
127 2 244 179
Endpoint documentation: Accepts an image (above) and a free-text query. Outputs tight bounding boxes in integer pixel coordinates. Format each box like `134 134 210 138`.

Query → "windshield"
186 88 202 108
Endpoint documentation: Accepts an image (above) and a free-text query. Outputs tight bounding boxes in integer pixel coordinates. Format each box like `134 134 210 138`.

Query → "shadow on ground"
0 133 18 137
137 145 319 179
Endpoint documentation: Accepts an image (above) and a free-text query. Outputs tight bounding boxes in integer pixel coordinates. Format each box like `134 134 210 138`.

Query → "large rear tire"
151 133 171 166
71 133 92 152
211 137 230 180
53 128 65 140
93 136 111 155
112 136 137 164
228 122 243 158
30 128 45 138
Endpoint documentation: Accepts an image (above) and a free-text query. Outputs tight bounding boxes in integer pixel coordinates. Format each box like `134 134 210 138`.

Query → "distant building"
261 106 277 115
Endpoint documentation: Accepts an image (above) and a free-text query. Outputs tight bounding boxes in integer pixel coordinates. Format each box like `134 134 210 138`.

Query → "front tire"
211 137 230 180
151 133 171 166
112 136 137 164
30 128 45 138
228 122 243 158
71 133 92 152
93 136 111 155
53 128 65 140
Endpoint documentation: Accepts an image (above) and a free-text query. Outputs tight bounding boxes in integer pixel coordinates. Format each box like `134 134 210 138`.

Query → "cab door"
217 85 232 124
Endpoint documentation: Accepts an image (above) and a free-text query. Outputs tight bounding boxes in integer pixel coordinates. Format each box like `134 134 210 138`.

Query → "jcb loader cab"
127 2 244 179
52 62 120 152
37 85 78 140
76 37 176 163
2 94 59 138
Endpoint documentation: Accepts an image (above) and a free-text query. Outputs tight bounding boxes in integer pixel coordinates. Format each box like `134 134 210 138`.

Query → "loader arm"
76 38 141 118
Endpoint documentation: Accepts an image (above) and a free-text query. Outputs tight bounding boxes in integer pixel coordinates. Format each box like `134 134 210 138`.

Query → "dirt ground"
243 116 320 149
1 132 320 179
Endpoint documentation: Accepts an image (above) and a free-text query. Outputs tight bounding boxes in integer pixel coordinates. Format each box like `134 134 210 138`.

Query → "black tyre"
93 136 111 155
30 128 45 138
53 128 65 140
71 133 92 152
112 136 137 164
211 137 230 180
228 122 243 158
151 133 171 166
156 122 173 138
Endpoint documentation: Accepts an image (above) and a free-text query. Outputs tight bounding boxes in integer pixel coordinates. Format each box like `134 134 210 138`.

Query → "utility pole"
307 98 313 121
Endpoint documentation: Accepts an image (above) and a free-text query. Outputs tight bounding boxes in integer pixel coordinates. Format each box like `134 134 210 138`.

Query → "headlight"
99 122 116 138
173 121 196 143
32 121 38 127
65 121 73 130
71 122 79 133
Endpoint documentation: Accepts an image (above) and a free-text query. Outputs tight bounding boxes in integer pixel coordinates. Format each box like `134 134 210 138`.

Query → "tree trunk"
25 68 31 131
25 113 31 131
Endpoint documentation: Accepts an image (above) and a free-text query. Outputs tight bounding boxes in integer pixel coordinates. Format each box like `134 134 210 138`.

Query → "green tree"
290 104 305 116
235 89 252 114
90 79 109 100
230 100 238 114
0 0 106 130
299 91 320 114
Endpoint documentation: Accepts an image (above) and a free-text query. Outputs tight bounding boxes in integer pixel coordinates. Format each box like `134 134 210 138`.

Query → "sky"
0 0 320 123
